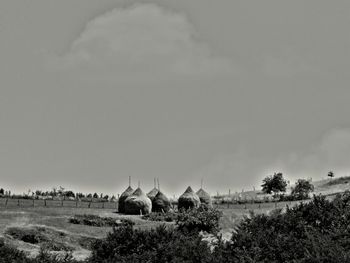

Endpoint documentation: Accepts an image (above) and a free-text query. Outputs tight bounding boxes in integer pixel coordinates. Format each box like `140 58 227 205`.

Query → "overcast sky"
1 0 350 196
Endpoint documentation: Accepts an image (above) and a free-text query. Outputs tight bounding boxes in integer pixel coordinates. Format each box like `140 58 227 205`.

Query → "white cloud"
50 4 233 77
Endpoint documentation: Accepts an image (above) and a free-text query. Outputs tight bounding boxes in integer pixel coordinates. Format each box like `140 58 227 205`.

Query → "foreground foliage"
4 192 350 262
219 192 350 263
69 214 134 227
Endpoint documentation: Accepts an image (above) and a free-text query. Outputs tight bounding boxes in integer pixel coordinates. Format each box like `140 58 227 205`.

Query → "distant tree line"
0 186 116 202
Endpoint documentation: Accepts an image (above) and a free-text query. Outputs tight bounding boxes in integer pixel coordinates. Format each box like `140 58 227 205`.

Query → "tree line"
0 186 117 201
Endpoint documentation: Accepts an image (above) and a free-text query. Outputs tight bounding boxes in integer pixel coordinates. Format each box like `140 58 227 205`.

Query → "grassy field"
0 207 170 260
0 201 304 260
1 178 348 261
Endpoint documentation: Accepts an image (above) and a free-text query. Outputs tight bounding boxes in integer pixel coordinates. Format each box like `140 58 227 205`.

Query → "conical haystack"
147 188 159 201
152 191 171 212
125 188 152 215
178 186 200 210
118 186 134 213
196 188 212 207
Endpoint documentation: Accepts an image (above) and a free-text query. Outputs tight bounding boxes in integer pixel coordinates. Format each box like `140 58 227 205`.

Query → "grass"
0 206 172 260
0 194 343 261
324 176 350 186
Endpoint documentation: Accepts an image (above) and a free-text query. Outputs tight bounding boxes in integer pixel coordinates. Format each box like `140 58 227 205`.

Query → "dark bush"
69 214 128 227
216 192 350 262
5 227 48 244
88 224 214 263
0 244 78 263
142 211 177 222
176 206 222 234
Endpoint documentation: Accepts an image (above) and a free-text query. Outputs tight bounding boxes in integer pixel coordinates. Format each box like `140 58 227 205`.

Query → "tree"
64 190 75 198
328 171 335 179
291 179 314 199
76 193 85 198
261 172 287 196
0 188 4 195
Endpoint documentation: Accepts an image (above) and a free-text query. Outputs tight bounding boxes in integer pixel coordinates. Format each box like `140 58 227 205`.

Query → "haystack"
178 186 200 210
147 188 159 201
196 188 212 207
152 191 171 212
124 188 152 215
118 186 134 213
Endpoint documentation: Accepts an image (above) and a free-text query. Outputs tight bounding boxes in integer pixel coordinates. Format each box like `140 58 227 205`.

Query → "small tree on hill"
291 179 314 200
261 172 287 197
328 171 335 179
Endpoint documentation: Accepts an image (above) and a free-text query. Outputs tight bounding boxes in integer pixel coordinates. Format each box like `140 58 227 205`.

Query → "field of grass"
0 207 170 260
1 179 349 261
0 197 329 260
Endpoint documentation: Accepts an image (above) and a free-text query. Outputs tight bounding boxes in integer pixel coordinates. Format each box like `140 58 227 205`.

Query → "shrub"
0 244 78 263
5 227 48 244
40 241 73 252
142 211 177 222
69 214 132 227
215 192 350 262
176 206 223 234
88 224 214 263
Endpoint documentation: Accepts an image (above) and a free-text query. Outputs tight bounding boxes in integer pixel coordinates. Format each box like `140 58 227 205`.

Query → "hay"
125 188 152 215
152 191 171 212
178 186 201 210
196 188 212 207
118 186 134 213
147 188 159 201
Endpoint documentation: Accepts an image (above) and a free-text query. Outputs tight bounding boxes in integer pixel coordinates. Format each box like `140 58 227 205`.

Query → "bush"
69 214 133 227
40 241 73 252
0 244 78 263
215 192 350 262
176 206 223 234
88 224 214 263
142 211 177 222
5 227 48 244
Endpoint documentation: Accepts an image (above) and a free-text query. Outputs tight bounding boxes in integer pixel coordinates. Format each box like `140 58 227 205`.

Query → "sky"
1 0 350 196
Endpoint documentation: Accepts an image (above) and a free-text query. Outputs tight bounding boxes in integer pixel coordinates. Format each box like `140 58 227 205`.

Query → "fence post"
61 200 64 207
33 199 35 207
102 202 105 209
44 200 47 207
5 198 8 207
17 199 20 207
76 200 78 208
88 201 91 208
